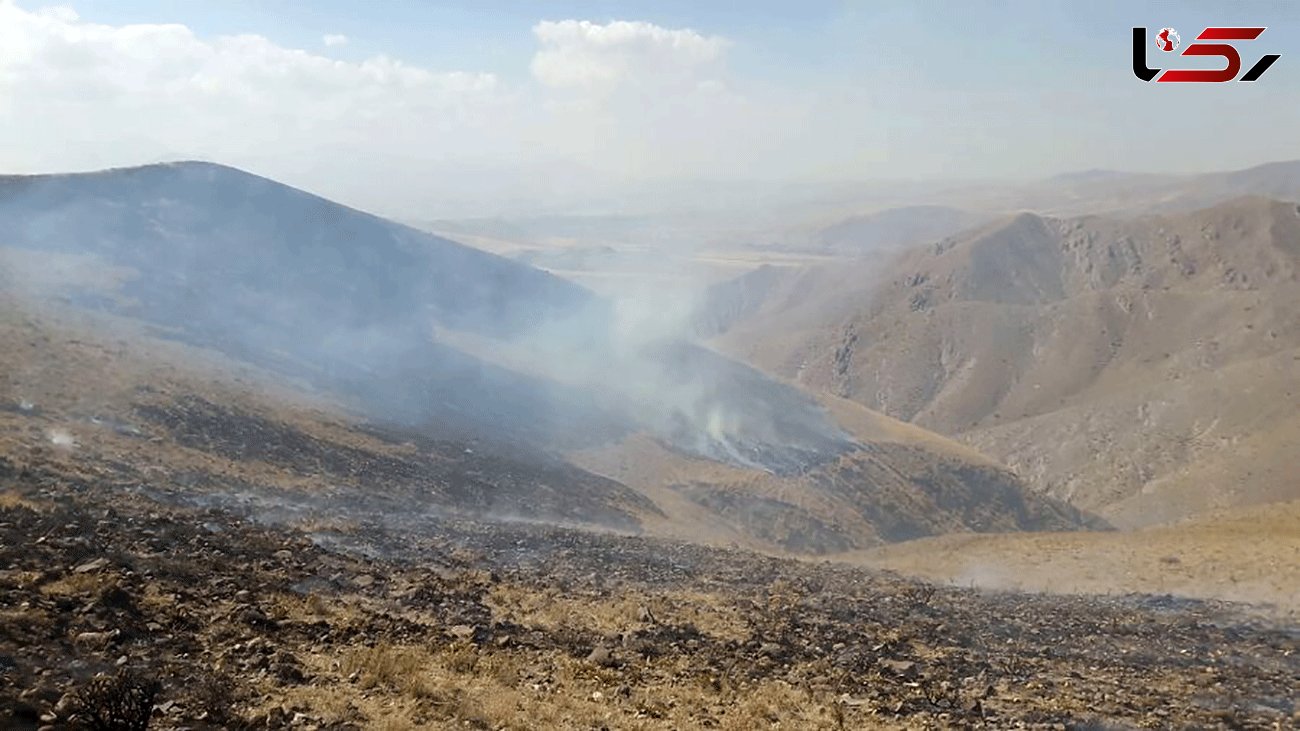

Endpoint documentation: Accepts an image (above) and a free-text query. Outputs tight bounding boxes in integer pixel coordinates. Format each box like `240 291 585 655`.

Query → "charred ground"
2 455 1297 730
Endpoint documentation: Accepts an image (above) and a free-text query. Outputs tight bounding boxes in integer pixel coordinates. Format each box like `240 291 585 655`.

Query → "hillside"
0 163 1097 553
711 197 1300 525
0 162 855 471
4 448 1292 729
853 499 1300 617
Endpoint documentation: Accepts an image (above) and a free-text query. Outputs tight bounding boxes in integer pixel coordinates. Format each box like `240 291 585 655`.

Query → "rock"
274 661 305 684
98 584 136 613
53 693 75 716
880 659 917 677
351 574 375 588
759 642 783 659
9 699 41 723
448 624 476 641
72 558 109 574
239 607 274 628
586 645 617 667
74 628 119 649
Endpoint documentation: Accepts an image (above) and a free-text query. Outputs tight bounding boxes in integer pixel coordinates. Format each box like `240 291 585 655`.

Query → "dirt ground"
1 451 1297 730
849 499 1300 623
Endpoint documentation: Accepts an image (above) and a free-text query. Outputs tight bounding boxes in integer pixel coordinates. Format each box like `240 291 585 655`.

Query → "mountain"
710 197 1300 526
0 161 1099 551
966 160 1300 218
813 205 987 254
0 161 613 446
0 161 849 468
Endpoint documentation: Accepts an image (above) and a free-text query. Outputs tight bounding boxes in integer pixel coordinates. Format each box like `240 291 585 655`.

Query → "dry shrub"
69 669 161 731
441 641 479 674
192 670 238 724
342 643 426 691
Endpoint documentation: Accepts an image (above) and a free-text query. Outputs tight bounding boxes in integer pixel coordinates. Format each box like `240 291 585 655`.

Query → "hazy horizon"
3 0 1299 218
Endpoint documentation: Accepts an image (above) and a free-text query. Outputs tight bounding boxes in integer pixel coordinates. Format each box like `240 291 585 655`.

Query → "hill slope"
0 161 853 470
0 162 1100 552
713 197 1300 525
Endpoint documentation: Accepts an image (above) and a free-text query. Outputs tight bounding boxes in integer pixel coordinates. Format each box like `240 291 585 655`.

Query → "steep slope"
0 161 618 446
1 284 1095 555
0 162 851 469
0 293 662 533
715 198 1300 525
0 162 1101 551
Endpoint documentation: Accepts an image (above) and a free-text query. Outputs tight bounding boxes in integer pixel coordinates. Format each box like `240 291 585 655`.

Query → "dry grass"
39 571 111 598
852 499 1300 618
279 640 870 731
486 583 750 643
0 490 45 511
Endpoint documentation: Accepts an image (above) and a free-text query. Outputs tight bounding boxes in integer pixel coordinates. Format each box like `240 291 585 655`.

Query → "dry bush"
302 592 330 616
192 670 238 724
69 669 161 731
441 641 479 674
342 643 427 691
41 571 110 599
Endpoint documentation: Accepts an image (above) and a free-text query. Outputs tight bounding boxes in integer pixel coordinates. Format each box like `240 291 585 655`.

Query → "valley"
2 159 1298 729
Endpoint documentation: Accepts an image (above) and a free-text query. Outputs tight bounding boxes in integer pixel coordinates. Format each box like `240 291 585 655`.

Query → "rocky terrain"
0 161 1100 552
3 159 1299 730
3 451 1298 730
712 196 1300 526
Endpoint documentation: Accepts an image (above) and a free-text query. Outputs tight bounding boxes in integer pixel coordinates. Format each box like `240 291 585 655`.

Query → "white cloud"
0 1 511 209
531 19 728 91
322 33 348 47
0 4 865 216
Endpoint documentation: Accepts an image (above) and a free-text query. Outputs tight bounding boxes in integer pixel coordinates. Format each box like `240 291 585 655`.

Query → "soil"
1 452 1296 729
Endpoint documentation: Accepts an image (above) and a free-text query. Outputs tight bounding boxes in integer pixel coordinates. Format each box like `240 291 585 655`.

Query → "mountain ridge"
707 195 1300 525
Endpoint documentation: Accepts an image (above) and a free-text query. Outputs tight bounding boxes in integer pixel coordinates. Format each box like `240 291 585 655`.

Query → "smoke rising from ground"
0 161 853 473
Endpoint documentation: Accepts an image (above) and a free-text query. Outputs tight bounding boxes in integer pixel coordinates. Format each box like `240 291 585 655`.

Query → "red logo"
1133 26 1280 82
1156 28 1180 52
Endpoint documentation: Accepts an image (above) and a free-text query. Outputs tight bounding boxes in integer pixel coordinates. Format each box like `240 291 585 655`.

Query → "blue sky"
2 1 1298 215
63 1 1300 88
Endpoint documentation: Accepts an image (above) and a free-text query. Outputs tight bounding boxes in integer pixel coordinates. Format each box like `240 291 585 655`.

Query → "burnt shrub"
69 669 161 731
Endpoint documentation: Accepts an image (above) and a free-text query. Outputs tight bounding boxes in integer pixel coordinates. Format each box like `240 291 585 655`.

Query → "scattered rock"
880 659 917 677
586 645 617 668
72 558 109 574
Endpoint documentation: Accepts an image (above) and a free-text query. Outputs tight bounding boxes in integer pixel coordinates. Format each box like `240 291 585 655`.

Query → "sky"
1 0 1298 217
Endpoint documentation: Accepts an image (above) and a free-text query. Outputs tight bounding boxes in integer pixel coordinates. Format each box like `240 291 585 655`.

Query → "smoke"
46 428 76 449
0 161 854 474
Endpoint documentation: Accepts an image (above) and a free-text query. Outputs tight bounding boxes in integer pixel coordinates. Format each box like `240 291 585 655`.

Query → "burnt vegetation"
1 451 1296 729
